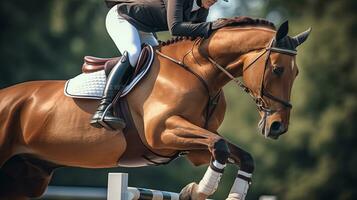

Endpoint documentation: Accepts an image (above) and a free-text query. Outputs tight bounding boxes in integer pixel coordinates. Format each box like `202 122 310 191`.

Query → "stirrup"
91 103 126 130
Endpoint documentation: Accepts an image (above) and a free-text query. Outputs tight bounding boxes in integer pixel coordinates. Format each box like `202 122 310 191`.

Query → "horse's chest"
115 98 178 167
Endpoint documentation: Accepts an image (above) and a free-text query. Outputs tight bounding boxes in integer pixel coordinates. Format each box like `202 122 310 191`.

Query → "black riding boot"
90 51 134 130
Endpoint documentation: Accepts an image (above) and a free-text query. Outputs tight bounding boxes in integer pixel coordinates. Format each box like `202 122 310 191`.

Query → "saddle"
66 45 176 167
82 45 152 77
64 44 155 99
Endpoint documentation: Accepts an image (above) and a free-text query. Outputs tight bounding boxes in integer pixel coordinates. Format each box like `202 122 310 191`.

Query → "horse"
0 17 310 200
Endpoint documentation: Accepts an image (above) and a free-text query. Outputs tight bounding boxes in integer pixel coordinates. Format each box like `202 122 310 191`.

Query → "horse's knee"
240 152 255 173
211 139 230 164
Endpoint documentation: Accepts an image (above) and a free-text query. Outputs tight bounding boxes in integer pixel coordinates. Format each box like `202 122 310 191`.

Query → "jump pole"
107 173 180 200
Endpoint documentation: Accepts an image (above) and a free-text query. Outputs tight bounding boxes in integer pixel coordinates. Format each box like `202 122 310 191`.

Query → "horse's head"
200 18 311 139
240 21 311 139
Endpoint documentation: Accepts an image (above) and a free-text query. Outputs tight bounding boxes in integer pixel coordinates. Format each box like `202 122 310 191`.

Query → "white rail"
40 173 276 200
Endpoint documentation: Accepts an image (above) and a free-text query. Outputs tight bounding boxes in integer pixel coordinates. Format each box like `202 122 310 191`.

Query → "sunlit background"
209 0 282 23
0 0 356 199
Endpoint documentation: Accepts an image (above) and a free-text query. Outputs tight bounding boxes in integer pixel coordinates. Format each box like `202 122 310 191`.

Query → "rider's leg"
90 5 141 130
90 52 133 130
106 6 142 67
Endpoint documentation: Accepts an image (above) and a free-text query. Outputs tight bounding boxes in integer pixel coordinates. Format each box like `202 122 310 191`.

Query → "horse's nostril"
270 121 282 132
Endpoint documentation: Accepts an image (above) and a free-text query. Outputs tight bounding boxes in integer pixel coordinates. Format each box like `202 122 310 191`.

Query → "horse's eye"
272 65 284 76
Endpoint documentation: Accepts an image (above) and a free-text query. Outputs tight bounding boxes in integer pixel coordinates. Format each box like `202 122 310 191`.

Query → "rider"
91 0 230 130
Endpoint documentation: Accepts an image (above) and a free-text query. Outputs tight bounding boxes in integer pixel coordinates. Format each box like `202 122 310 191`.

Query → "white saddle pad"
64 45 154 99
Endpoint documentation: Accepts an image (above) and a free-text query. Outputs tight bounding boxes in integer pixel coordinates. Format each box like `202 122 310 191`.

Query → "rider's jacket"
105 0 211 38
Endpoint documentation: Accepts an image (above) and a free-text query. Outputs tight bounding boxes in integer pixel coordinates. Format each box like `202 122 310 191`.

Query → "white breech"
105 5 159 67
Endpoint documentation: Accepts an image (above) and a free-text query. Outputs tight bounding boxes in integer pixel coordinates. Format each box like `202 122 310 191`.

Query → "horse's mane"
223 16 276 30
159 17 276 47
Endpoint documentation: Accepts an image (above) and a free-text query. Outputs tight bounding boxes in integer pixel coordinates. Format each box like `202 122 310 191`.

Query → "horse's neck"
197 27 276 92
157 28 274 94
159 40 197 62
159 39 221 96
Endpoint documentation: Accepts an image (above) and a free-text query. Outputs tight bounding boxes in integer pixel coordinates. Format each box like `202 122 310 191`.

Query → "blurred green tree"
219 0 357 199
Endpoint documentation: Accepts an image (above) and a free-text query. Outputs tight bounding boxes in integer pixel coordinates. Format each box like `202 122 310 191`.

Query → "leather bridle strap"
207 56 252 93
207 39 295 111
262 90 292 108
156 50 211 96
207 51 274 113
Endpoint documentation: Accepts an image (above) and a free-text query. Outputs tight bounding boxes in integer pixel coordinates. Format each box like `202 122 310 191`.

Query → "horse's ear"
292 27 312 48
276 20 289 41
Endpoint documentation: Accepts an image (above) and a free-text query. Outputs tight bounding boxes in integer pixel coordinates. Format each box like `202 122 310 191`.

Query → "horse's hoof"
179 182 196 200
179 182 208 200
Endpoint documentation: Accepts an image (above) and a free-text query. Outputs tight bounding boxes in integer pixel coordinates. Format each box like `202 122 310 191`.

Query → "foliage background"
0 0 356 199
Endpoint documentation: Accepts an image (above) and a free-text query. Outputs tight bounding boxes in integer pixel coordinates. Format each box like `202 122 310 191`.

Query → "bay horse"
0 18 310 200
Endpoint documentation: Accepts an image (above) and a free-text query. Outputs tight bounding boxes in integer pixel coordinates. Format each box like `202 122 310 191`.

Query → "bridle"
156 37 296 118
207 38 296 115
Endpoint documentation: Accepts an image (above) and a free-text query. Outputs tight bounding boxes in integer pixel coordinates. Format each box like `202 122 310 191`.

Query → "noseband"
207 39 295 114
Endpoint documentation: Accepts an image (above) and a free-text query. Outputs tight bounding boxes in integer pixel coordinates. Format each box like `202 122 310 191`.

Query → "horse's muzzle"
269 121 287 138
259 119 287 140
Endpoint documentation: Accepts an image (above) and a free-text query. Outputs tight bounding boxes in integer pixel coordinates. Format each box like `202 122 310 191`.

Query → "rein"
156 38 296 121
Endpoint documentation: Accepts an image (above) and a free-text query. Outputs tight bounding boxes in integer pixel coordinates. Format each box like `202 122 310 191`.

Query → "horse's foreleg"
149 116 230 200
225 142 255 200
183 143 255 200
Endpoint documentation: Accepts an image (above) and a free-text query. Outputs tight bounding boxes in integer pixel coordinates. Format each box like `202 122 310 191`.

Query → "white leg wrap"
226 171 252 200
197 161 226 195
